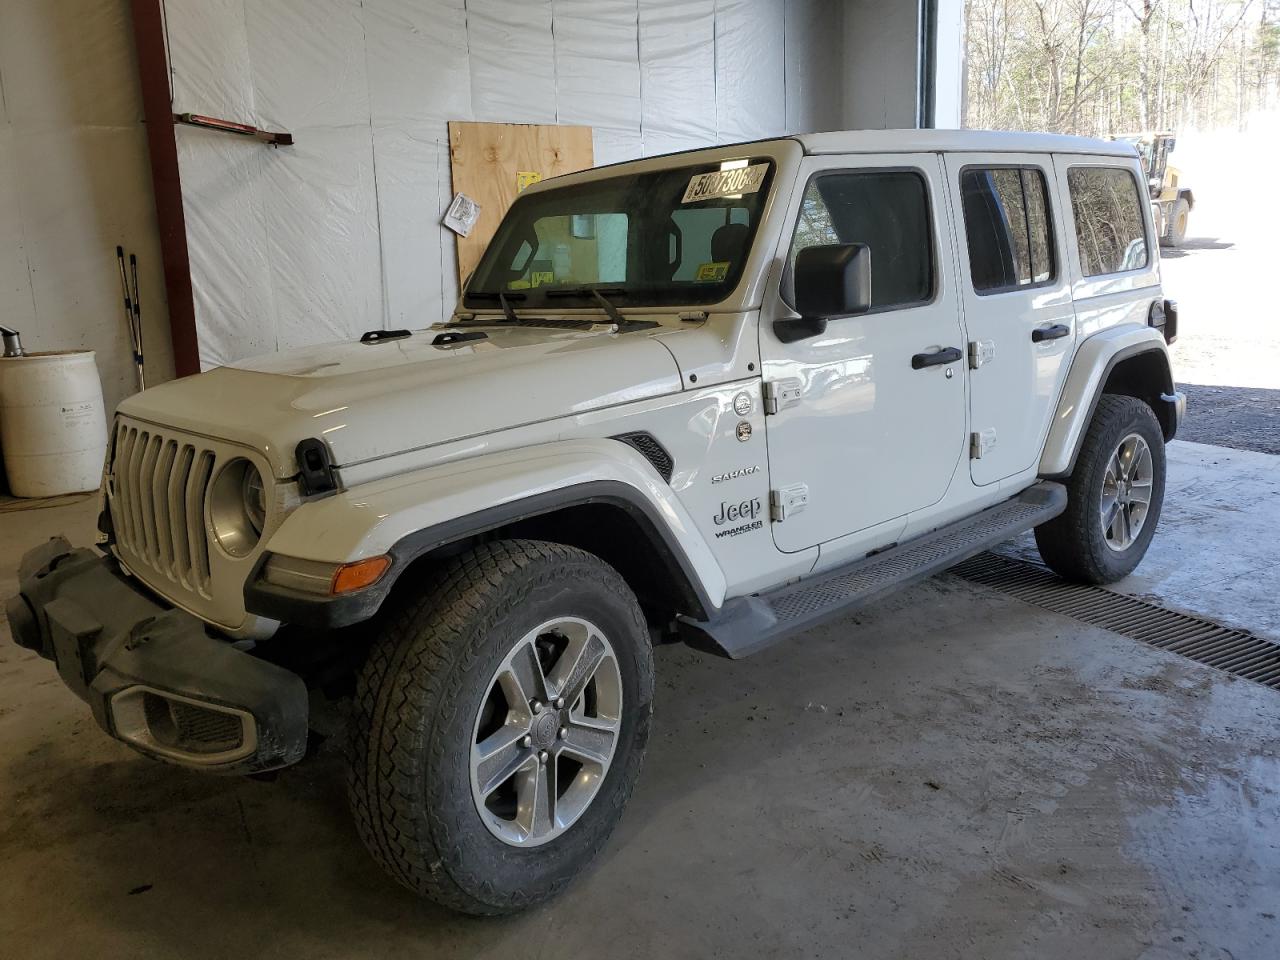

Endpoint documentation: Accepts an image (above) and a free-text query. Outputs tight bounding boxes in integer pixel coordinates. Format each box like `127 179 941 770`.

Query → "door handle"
911 346 963 369
1032 323 1071 343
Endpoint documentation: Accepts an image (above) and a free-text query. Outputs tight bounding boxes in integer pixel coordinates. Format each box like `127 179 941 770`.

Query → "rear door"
944 153 1076 486
759 154 968 553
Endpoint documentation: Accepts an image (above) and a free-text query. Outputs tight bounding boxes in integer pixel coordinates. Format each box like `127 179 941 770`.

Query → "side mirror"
776 243 871 343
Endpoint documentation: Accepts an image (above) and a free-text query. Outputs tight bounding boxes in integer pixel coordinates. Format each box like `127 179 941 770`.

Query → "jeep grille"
109 420 217 597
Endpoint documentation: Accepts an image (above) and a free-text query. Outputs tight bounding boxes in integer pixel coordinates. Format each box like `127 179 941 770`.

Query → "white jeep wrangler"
9 129 1183 915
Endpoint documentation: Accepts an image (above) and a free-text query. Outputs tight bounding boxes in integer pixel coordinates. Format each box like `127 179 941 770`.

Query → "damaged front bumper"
6 538 308 774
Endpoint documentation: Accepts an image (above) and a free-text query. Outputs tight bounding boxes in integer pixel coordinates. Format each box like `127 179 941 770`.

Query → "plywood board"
447 121 594 287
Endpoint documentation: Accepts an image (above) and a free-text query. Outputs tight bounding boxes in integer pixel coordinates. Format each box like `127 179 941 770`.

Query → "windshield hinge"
679 311 708 322
762 378 802 415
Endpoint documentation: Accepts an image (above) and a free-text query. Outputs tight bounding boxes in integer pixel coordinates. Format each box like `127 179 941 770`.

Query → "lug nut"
532 700 544 714
538 750 549 764
521 735 532 748
554 697 564 709
558 726 568 740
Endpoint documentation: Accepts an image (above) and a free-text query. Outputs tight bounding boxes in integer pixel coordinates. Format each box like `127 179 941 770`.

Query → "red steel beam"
129 0 200 377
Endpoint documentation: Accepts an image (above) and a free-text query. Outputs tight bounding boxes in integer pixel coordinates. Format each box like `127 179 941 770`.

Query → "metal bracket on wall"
173 113 294 146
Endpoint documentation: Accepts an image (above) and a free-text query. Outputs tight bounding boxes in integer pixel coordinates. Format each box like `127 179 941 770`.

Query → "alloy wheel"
1100 431 1154 552
469 617 622 847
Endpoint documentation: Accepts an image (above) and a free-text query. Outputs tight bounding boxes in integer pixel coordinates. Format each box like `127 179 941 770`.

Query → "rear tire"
1035 395 1166 585
1161 197 1190 247
347 539 654 916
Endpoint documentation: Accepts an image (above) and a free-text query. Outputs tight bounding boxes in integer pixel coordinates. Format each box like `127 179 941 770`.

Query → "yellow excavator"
1112 131 1194 247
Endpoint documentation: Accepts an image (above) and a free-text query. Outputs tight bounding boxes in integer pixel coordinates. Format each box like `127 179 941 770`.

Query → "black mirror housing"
794 243 871 320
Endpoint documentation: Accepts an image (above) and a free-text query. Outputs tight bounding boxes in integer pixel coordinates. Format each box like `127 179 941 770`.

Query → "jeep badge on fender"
714 497 762 525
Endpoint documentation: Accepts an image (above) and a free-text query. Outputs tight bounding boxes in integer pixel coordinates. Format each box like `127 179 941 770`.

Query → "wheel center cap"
531 711 558 749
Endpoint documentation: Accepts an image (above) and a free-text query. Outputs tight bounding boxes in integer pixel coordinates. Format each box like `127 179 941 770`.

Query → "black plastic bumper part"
7 538 308 774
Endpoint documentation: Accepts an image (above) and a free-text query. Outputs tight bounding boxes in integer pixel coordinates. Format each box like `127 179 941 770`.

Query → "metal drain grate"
952 552 1280 689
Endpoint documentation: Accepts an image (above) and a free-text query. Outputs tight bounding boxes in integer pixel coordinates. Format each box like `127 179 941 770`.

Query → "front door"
760 154 968 554
943 153 1076 485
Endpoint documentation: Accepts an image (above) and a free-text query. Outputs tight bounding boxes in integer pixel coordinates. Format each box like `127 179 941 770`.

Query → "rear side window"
960 167 1055 293
1067 167 1149 276
786 170 933 311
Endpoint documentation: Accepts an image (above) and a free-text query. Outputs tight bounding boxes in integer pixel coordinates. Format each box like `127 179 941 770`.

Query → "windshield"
464 158 775 309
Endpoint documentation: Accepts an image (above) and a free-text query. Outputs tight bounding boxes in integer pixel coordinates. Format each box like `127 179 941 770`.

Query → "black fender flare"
245 480 716 629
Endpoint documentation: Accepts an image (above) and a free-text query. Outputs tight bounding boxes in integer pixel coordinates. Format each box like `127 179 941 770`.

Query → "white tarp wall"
163 0 844 368
842 0 920 130
0 0 174 417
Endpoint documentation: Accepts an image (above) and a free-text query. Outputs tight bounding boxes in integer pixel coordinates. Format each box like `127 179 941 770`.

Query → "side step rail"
682 482 1067 659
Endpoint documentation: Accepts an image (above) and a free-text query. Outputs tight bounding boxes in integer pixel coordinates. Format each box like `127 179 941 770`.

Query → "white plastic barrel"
0 351 108 497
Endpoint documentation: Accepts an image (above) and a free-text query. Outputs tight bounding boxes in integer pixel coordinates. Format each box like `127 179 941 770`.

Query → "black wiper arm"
591 289 624 325
498 292 519 323
465 289 523 322
544 286 627 324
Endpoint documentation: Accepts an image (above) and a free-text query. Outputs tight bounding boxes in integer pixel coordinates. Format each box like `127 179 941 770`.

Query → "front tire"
348 539 654 915
1035 395 1166 584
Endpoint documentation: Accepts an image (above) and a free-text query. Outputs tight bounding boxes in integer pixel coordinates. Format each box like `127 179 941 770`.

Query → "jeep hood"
117 325 682 477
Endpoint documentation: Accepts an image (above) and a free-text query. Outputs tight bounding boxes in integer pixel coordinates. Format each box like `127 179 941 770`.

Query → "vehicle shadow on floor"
1160 236 1234 258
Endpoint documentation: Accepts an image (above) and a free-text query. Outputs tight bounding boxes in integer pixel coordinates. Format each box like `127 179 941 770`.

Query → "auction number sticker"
682 163 768 203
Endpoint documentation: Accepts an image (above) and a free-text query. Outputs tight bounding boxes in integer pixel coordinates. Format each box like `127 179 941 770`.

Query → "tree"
964 0 1278 133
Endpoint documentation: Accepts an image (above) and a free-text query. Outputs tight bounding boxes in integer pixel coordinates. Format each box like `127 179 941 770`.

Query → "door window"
1067 167 1149 276
784 171 933 311
960 167 1055 294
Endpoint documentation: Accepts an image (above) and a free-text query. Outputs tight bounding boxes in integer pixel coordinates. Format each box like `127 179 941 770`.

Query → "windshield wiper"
544 286 629 325
467 290 524 322
468 285 658 333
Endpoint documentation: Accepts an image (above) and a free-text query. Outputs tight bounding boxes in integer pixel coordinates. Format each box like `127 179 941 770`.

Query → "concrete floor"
2 440 1278 959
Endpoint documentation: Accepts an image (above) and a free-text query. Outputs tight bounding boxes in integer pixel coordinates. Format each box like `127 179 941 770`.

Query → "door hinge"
970 428 997 460
968 339 996 369
762 378 803 414
770 483 809 521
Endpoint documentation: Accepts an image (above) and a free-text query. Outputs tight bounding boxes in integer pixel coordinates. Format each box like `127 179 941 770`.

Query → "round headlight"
210 459 267 558
242 464 267 535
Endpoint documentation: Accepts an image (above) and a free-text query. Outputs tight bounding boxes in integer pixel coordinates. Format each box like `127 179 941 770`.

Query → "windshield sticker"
530 270 554 288
682 163 768 203
695 261 730 282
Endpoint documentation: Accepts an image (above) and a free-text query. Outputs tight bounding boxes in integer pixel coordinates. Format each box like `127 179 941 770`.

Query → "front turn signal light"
263 553 393 596
331 556 392 595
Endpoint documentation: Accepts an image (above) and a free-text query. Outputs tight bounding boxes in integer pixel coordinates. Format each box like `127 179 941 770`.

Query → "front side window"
1067 166 1149 277
785 170 933 311
960 167 1055 293
465 159 774 308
